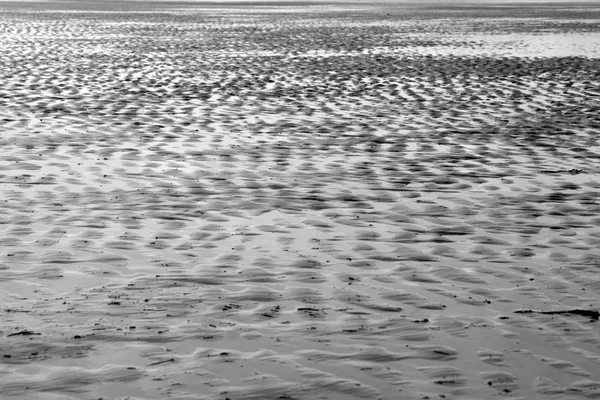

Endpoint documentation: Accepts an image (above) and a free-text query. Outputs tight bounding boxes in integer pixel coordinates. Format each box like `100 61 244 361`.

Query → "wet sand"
1 1 600 399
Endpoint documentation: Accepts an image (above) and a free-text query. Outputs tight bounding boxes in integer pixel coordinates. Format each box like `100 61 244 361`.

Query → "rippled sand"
1 1 600 399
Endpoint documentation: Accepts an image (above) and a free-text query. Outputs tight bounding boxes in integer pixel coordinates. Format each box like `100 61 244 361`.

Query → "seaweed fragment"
514 309 599 320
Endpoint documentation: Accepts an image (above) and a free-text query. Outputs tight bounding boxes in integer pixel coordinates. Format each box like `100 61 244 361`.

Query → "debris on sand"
514 309 599 320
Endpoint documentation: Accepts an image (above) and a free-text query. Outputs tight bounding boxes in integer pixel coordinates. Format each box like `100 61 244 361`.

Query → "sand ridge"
1 1 600 399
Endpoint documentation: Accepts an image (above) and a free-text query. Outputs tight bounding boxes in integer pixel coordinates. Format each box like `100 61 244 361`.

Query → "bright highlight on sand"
0 1 600 399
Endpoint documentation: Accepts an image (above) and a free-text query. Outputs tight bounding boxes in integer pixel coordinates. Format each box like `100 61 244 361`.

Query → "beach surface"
1 1 600 399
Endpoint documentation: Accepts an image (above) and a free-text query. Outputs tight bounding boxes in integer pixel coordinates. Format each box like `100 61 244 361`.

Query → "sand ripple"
1 1 600 399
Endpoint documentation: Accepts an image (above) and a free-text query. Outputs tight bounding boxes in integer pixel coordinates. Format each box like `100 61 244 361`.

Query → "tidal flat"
0 1 600 399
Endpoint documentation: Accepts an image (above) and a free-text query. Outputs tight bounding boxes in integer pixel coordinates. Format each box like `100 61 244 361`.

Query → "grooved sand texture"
1 2 600 400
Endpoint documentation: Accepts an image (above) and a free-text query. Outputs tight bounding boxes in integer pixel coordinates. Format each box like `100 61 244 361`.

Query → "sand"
0 1 600 399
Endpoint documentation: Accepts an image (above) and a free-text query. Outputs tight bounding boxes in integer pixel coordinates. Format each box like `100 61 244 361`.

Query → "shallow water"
1 1 600 400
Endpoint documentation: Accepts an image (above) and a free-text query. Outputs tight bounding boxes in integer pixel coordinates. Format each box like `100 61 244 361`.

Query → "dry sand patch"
1 1 600 399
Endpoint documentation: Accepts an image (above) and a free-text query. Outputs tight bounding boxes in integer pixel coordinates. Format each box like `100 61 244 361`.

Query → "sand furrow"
1 1 600 399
